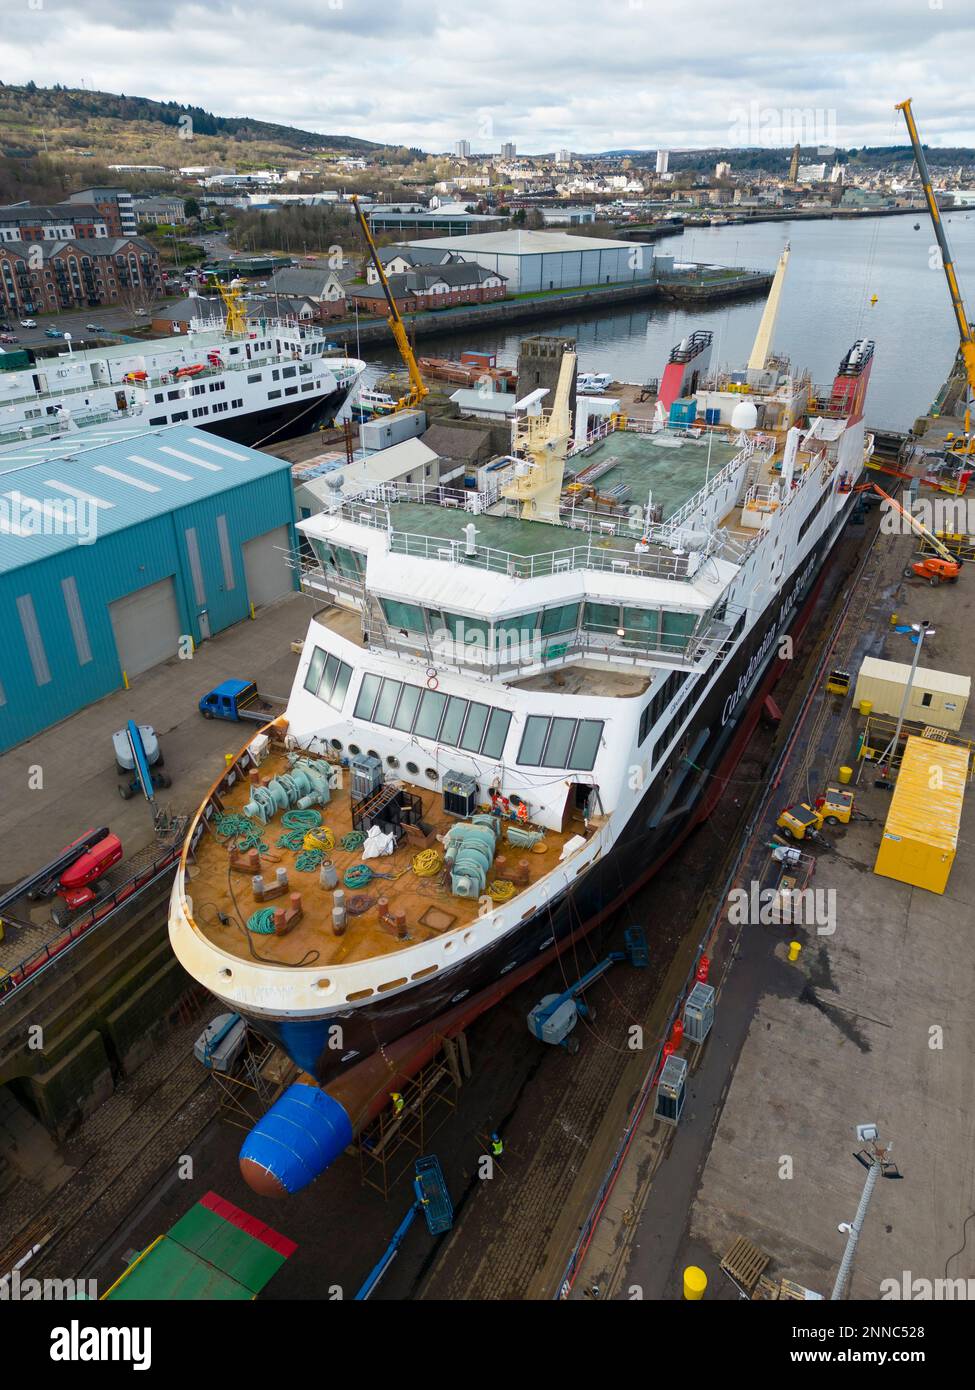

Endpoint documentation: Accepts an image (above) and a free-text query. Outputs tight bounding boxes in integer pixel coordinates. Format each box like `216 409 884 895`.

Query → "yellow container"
873 737 968 895
858 699 873 717
838 765 853 785
683 1266 707 1300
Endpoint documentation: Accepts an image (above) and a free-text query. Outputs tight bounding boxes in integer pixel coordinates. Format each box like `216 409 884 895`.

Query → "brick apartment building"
0 203 111 243
0 237 163 314
346 263 507 314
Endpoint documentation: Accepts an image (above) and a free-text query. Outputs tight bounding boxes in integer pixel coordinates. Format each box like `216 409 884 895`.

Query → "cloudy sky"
2 0 974 153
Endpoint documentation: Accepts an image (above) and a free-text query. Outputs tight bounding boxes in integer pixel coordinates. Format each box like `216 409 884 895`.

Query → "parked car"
0 333 18 344
85 322 100 332
0 320 11 331
44 327 64 338
19 318 37 328
134 308 148 316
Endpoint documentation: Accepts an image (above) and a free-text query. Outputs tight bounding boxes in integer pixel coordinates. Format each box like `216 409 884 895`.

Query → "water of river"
363 213 975 432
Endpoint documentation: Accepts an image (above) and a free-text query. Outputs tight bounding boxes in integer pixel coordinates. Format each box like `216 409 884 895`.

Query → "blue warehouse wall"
0 469 297 752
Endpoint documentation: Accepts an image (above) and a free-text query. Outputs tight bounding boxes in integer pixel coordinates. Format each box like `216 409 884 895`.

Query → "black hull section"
201 386 348 448
251 500 857 1083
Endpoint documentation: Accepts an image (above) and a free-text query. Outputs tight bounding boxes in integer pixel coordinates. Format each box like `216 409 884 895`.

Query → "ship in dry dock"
169 247 876 1191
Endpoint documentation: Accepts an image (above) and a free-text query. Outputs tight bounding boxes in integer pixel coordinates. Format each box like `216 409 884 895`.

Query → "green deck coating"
566 432 741 518
379 435 738 562
388 502 605 557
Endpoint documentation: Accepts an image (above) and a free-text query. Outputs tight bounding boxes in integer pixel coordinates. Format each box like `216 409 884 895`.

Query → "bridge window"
517 715 604 771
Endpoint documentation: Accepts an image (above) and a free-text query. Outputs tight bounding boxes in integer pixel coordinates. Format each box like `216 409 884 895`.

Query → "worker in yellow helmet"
390 1092 404 1116
490 1132 503 1158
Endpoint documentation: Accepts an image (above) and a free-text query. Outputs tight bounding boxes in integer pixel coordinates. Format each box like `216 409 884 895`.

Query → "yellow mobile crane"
351 196 428 414
897 98 975 457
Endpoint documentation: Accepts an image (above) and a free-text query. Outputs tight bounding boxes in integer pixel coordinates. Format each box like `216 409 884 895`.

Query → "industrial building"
403 228 656 293
0 425 298 751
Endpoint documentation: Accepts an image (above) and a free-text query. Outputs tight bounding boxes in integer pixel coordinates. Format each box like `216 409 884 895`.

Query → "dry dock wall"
0 885 195 1137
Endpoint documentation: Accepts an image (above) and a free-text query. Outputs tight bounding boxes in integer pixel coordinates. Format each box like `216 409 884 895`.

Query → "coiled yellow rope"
487 879 516 902
303 829 334 852
412 848 443 877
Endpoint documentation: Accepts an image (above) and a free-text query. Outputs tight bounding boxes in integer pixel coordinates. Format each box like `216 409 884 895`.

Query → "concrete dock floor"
577 516 975 1301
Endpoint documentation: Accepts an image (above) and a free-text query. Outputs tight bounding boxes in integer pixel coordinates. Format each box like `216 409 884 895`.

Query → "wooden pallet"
721 1235 770 1293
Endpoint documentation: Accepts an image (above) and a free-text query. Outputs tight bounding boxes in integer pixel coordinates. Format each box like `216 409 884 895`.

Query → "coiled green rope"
246 908 277 935
282 809 322 829
212 812 267 853
276 830 307 851
339 830 366 852
343 864 373 889
295 849 325 872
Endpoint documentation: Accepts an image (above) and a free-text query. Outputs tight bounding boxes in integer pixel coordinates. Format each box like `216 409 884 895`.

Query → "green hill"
0 82 387 203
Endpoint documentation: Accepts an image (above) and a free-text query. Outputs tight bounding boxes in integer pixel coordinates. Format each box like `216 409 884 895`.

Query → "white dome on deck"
730 399 758 430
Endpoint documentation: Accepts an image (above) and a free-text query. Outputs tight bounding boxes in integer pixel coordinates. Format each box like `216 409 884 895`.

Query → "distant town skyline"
2 0 974 152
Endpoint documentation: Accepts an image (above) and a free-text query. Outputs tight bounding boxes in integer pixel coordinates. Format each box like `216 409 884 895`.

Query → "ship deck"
565 431 742 518
379 432 744 561
187 744 585 972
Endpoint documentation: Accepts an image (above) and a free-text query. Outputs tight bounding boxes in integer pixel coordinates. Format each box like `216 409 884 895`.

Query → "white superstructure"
0 313 364 456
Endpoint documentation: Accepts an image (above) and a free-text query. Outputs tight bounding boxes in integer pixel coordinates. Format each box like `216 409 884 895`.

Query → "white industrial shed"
404 229 656 293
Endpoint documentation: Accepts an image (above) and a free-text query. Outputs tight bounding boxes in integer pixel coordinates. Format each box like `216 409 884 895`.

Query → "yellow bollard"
122 670 130 690
683 1266 707 1300
858 699 873 717
788 941 802 962
224 753 234 769
838 765 853 785
889 612 898 626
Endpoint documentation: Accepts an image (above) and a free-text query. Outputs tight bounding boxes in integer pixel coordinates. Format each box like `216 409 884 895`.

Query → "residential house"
347 263 506 314
263 265 349 318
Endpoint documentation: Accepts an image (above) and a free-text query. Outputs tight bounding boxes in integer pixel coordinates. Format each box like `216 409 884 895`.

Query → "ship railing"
349 478 505 512
0 404 146 447
291 556 366 609
387 530 699 581
372 617 733 679
659 449 752 534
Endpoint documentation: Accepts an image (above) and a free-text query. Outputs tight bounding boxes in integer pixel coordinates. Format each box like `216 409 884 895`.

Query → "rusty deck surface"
186 747 578 971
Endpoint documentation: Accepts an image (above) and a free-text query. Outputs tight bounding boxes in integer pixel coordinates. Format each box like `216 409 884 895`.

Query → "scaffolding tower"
358 1033 471 1200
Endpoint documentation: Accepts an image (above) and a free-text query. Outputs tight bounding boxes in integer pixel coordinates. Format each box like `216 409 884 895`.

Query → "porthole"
387 756 400 769
425 767 439 782
348 743 361 756
406 761 419 775
330 738 343 752
367 749 379 761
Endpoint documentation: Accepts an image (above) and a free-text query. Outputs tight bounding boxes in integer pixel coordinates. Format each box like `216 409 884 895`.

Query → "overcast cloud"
1 0 974 152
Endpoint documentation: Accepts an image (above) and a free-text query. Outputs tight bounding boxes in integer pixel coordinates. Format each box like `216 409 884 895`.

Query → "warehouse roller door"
109 576 182 679
243 525 292 609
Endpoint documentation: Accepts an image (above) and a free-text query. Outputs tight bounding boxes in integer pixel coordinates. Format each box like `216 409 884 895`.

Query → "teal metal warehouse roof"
0 425 291 573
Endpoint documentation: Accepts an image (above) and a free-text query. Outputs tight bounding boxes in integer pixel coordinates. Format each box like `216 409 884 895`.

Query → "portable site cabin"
873 736 969 895
853 656 970 732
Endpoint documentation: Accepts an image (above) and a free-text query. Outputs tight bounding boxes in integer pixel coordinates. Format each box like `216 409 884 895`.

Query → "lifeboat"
123 370 148 383
174 363 206 379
